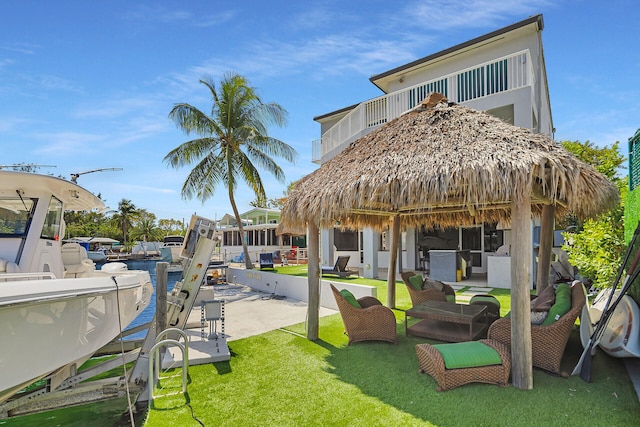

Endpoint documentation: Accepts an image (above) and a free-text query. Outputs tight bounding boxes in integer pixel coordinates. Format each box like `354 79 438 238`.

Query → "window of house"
379 228 407 251
292 235 306 248
334 228 358 251
483 223 504 252
267 229 276 245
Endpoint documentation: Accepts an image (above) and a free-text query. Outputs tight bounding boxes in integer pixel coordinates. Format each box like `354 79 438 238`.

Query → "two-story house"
218 207 306 263
313 14 553 283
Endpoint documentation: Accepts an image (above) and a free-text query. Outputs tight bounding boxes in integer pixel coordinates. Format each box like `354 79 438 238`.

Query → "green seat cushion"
408 274 424 291
340 289 361 308
469 295 500 309
541 283 572 325
432 341 502 369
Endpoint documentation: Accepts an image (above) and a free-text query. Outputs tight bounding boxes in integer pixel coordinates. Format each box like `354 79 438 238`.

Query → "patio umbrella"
281 93 618 389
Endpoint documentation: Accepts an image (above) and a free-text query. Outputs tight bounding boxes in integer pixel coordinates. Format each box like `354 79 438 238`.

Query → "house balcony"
312 50 534 164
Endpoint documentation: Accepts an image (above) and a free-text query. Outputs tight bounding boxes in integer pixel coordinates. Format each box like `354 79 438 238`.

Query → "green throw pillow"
433 341 502 369
408 274 424 291
340 289 361 308
541 283 572 325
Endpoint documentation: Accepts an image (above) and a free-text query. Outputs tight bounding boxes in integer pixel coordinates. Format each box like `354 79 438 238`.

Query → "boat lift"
128 215 231 404
0 214 228 419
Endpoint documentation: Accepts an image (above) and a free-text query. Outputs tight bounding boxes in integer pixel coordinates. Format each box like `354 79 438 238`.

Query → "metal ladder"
148 328 189 407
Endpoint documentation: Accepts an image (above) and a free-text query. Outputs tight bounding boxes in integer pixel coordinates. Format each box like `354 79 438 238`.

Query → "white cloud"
0 42 38 55
401 0 552 31
160 1 554 88
123 5 236 27
73 96 160 119
32 132 106 156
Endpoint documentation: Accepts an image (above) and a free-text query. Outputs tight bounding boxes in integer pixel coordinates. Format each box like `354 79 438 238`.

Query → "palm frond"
164 137 220 167
246 145 286 183
168 103 216 135
167 72 298 208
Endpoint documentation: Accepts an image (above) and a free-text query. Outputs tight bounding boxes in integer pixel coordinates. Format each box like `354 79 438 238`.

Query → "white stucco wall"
226 267 376 311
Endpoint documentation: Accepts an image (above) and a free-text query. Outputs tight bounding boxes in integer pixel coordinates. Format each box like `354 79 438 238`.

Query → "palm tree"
165 73 297 269
111 199 139 247
131 210 163 243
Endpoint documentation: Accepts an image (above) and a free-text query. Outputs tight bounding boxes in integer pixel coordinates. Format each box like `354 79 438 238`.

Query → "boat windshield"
0 196 36 237
42 196 63 240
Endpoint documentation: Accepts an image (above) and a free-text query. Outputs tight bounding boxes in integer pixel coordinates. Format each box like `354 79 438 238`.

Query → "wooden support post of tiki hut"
387 215 400 308
307 222 320 340
536 204 555 294
511 194 534 389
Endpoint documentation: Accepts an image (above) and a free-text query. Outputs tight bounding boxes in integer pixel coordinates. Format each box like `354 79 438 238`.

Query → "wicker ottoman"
416 339 511 391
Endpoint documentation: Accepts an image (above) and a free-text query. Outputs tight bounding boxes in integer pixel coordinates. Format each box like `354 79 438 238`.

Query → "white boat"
0 170 154 403
64 237 120 263
87 247 108 263
159 235 185 263
580 288 640 358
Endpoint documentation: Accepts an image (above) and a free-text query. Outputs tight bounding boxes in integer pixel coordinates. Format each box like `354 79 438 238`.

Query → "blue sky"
1 1 638 223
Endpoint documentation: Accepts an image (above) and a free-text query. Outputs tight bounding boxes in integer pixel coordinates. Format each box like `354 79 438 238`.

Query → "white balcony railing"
312 50 534 163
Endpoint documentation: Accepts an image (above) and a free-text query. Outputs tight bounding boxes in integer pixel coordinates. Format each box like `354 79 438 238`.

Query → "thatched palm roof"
282 95 618 231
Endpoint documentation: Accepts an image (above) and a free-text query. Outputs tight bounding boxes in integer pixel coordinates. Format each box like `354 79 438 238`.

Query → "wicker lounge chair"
400 271 456 306
487 281 586 376
330 284 397 344
322 255 357 278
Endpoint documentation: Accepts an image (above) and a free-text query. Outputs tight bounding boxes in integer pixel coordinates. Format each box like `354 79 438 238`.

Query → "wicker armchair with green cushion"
400 271 456 307
330 284 397 345
487 281 586 375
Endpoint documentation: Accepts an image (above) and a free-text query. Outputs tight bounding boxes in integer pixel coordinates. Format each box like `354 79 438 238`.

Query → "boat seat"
0 258 20 273
61 243 95 278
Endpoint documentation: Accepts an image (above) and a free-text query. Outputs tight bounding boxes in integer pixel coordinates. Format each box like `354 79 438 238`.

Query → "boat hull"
599 294 640 358
87 250 108 263
580 288 640 358
0 272 153 402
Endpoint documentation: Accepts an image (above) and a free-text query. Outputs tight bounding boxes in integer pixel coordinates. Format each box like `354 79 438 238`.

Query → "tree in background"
249 181 297 209
165 73 297 269
561 140 627 289
64 210 119 240
158 218 186 235
131 210 163 243
110 199 139 247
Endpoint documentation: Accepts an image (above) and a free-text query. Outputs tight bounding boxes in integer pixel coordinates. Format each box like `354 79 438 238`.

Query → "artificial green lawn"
144 271 640 426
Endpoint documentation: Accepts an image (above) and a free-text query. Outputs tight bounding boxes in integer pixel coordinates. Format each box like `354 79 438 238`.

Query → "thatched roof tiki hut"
280 93 618 389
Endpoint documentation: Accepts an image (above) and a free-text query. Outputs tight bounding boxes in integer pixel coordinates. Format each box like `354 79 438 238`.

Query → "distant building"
218 207 306 262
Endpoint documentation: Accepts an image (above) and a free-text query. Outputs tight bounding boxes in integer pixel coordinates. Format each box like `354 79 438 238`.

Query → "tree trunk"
536 204 555 295
229 188 253 269
307 222 320 340
387 215 400 308
511 195 533 389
